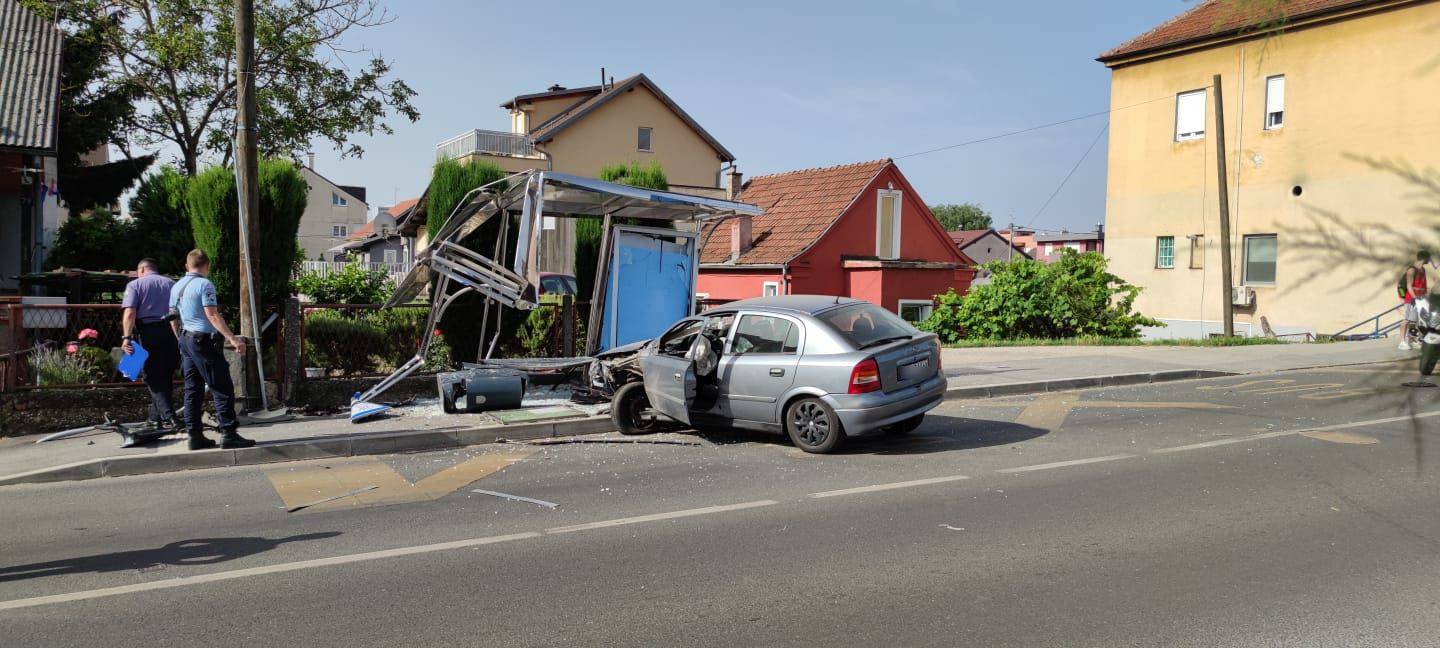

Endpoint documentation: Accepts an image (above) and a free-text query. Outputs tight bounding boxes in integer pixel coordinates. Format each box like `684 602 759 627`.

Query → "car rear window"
818 303 915 348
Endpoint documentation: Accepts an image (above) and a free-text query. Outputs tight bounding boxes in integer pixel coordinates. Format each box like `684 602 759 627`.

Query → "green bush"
370 307 452 371
293 255 393 304
30 347 110 384
426 158 507 238
127 166 193 276
187 159 307 307
598 161 668 190
574 161 670 301
919 250 1160 342
302 310 383 376
46 208 134 272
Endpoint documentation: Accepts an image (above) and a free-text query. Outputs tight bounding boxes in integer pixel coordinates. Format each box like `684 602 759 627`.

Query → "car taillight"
849 358 881 394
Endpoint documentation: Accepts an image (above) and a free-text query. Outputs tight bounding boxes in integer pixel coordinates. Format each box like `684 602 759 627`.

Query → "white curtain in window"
1176 91 1206 139
1266 76 1285 116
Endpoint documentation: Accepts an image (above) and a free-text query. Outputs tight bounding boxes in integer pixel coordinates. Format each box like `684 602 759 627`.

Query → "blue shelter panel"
598 230 695 351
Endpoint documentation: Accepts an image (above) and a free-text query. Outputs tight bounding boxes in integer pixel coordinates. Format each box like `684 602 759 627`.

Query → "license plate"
898 357 930 381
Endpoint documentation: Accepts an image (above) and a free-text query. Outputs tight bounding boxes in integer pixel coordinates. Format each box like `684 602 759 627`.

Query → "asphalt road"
4 363 1440 647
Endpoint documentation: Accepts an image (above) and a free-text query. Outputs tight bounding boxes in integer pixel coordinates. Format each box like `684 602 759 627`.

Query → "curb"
1 362 1384 486
0 415 616 487
941 369 1239 401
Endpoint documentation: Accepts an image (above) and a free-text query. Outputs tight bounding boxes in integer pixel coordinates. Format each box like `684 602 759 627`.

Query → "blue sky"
315 0 1190 233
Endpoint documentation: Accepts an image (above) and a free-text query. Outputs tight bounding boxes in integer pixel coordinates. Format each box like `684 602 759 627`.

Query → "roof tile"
1100 0 1388 62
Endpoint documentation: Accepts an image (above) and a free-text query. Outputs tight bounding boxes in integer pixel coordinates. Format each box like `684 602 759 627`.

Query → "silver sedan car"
607 296 945 453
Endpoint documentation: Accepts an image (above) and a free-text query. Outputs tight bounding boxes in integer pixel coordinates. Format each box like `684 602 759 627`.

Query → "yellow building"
419 73 737 273
1099 0 1440 338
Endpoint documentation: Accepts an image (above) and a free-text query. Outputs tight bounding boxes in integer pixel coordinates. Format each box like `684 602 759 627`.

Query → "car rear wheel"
885 414 925 435
786 397 843 454
612 382 657 435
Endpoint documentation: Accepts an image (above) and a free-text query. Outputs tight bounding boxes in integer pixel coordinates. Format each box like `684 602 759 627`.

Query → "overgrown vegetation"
293 256 393 304
187 159 307 306
919 250 1159 342
45 208 132 271
127 166 194 276
29 347 112 385
574 162 670 300
302 308 452 376
425 158 508 238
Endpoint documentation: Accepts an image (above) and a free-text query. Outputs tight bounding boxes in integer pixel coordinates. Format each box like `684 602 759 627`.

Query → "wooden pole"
1213 74 1235 338
235 0 261 408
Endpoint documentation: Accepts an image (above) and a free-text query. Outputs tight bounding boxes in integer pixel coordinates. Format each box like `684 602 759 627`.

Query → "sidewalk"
0 339 1406 486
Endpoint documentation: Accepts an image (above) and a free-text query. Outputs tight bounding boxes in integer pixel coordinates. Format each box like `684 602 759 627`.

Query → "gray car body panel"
635 295 943 436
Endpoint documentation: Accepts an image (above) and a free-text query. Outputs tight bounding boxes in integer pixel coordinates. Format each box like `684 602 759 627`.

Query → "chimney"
729 215 752 261
306 152 315 169
724 167 743 200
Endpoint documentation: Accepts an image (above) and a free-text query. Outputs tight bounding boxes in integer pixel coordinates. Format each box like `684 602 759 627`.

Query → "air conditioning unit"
1231 286 1255 307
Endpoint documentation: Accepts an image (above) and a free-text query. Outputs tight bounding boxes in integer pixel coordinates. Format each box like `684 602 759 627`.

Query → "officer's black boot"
219 429 256 449
188 433 218 451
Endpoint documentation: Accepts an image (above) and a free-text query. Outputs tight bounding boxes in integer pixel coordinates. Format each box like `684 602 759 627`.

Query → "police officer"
170 249 256 451
121 258 180 431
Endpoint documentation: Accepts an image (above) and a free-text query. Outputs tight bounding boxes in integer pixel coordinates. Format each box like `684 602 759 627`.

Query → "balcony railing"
436 129 537 160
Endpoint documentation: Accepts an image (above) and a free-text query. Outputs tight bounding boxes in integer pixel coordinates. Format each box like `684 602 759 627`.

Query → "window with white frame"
1243 234 1278 285
1264 75 1285 130
383 249 397 264
1175 90 1207 141
898 299 934 324
332 192 348 206
762 281 780 297
332 224 347 237
876 190 902 259
1156 236 1175 269
637 127 653 151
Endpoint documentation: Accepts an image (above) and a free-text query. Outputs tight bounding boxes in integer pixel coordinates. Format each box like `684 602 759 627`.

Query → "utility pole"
1213 74 1235 338
1007 221 1014 261
235 0 261 409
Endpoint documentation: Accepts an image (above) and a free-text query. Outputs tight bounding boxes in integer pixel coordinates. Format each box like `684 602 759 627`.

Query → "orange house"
698 159 975 324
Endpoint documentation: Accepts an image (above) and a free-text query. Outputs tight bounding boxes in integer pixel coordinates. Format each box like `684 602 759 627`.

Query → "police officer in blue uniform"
169 249 256 451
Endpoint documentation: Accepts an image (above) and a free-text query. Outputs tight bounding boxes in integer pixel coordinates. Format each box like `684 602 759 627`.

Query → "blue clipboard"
118 340 149 381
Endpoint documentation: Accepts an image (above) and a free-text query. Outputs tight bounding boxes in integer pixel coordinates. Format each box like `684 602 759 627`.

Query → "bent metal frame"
353 170 762 406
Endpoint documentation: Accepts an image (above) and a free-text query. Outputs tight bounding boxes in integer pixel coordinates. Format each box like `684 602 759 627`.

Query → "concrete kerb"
0 358 1403 486
0 414 613 488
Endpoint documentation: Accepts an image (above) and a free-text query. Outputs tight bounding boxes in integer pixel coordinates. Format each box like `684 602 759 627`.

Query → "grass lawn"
944 335 1297 349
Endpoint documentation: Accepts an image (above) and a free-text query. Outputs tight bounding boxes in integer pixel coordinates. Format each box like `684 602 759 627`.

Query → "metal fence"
297 260 408 286
435 129 537 160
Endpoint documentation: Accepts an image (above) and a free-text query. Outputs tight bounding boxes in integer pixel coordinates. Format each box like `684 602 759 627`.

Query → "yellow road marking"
1244 383 1346 395
968 394 1234 431
266 448 540 513
1014 393 1079 430
1301 430 1380 445
1196 379 1294 391
1300 388 1389 401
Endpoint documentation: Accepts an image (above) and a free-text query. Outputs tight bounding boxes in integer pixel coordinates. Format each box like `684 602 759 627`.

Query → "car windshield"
818 303 916 349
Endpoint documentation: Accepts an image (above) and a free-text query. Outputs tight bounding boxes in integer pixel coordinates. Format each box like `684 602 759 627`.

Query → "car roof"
702 295 867 317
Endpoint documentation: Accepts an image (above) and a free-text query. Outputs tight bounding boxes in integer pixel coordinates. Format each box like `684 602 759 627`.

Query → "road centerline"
807 475 971 498
996 454 1138 474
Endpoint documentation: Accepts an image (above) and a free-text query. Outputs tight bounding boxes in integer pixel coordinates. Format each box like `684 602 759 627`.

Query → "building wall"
695 269 784 302
841 266 969 313
541 85 725 188
960 232 1026 265
298 167 369 260
1103 1 1440 336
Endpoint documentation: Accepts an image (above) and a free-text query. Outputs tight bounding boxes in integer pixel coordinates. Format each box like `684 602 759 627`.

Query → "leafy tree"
919 249 1159 342
45 207 134 271
425 158 507 238
929 202 993 232
186 159 307 306
126 166 193 275
20 0 152 210
26 0 419 175
292 255 392 304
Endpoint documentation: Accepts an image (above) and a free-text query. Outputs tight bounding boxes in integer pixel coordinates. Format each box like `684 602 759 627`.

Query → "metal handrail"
435 129 537 160
1329 303 1404 339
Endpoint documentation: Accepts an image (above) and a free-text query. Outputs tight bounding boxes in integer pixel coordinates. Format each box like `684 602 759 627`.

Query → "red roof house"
697 159 975 323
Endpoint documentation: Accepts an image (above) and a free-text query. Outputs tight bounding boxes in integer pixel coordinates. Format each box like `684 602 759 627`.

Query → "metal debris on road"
938 524 966 531
283 485 379 513
471 489 559 509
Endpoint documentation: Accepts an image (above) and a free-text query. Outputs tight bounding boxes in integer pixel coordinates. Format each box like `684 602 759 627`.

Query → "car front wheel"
786 397 844 454
612 382 657 435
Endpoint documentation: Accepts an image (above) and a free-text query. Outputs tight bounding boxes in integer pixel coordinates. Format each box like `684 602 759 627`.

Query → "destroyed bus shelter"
354 170 762 408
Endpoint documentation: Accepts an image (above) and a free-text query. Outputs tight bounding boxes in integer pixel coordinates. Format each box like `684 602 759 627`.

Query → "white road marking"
471 489 559 509
544 500 778 534
807 475 971 499
996 454 1137 473
1151 410 1440 454
0 532 542 612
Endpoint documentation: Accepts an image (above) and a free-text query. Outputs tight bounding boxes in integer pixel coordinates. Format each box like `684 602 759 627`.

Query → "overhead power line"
893 94 1173 161
1022 121 1110 230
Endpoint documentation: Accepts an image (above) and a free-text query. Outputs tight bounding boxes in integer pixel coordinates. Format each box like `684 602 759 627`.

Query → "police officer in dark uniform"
169 249 256 451
121 258 180 431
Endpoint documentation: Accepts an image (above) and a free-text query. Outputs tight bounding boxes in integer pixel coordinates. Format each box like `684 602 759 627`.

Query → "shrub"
369 307 452 371
45 207 134 271
575 161 670 301
514 303 557 357
127 166 193 276
920 250 1160 342
293 255 393 304
302 310 383 376
187 159 307 307
426 158 507 238
30 346 110 384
